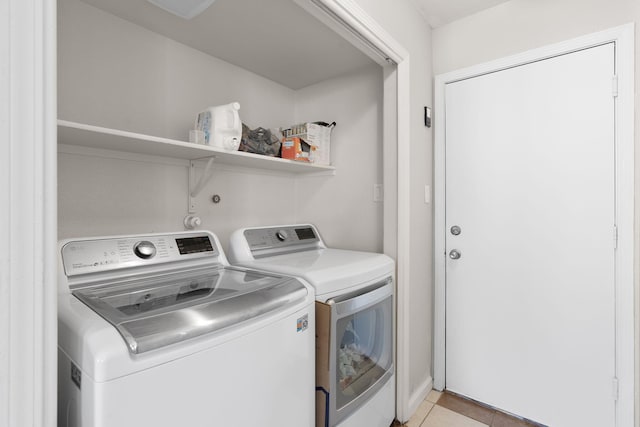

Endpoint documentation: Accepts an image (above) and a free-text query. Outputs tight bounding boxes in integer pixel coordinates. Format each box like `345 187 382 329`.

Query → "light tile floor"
396 390 542 427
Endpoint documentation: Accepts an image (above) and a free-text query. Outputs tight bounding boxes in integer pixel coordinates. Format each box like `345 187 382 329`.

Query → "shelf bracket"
188 157 216 213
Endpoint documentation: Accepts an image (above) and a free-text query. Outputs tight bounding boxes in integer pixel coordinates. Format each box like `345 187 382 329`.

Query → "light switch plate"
373 184 384 202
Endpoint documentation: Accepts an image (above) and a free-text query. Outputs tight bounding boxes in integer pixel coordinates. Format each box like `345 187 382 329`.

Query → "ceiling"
79 0 376 90
79 0 512 89
413 0 512 28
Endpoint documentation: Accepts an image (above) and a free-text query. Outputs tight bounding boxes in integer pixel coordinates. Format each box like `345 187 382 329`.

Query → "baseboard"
403 376 433 423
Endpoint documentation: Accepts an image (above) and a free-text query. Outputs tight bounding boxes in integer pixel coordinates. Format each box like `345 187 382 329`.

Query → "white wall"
433 0 639 425
433 0 640 75
58 0 383 254
352 0 435 414
293 65 384 252
58 0 297 139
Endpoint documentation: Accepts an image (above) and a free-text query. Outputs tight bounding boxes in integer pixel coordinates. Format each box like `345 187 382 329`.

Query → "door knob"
449 249 461 260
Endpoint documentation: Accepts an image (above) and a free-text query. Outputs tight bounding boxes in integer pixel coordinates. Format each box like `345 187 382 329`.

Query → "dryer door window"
331 280 393 422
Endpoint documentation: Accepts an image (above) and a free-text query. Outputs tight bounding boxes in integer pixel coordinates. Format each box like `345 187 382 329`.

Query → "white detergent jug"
195 102 242 151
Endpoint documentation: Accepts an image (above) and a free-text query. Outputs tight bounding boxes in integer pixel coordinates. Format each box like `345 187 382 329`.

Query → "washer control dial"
133 241 157 259
275 230 288 242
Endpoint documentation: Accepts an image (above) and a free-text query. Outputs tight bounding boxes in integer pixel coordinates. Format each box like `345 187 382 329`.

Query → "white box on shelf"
281 122 333 166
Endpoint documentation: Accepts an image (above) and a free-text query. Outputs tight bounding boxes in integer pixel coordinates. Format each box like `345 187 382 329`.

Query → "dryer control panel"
243 225 323 257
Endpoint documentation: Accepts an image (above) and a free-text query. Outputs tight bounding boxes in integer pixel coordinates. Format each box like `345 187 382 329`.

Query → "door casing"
434 24 635 427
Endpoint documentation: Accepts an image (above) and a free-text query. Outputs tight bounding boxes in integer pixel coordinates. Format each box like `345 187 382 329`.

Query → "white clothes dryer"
58 231 315 427
229 224 395 427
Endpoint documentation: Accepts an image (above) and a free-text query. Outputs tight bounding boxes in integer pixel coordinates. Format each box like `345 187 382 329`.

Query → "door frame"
1 0 58 425
294 0 418 422
433 24 635 426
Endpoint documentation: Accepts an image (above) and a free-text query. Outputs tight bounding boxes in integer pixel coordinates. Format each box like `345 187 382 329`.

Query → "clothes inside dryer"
335 293 392 409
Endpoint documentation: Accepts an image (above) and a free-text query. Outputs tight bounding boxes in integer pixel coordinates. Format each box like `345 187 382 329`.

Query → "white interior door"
444 43 616 427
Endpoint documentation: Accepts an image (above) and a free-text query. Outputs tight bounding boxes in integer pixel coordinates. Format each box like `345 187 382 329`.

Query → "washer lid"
73 267 308 354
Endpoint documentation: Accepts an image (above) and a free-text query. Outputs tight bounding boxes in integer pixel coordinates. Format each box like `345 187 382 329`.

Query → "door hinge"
612 75 618 97
613 225 618 249
612 377 619 400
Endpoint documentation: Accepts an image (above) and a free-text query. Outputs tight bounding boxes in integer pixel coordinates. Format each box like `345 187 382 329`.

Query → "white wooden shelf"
57 120 335 174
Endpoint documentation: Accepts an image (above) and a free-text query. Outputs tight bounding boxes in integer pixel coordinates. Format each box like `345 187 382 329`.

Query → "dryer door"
329 278 394 425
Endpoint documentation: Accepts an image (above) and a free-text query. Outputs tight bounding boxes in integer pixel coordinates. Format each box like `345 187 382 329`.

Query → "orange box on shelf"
281 137 312 162
281 122 333 166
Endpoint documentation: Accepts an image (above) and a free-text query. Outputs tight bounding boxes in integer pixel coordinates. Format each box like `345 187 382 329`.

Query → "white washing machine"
229 224 395 427
58 230 315 427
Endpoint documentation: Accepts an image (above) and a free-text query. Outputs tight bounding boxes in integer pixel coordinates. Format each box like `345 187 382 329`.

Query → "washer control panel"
62 232 217 277
244 225 321 253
